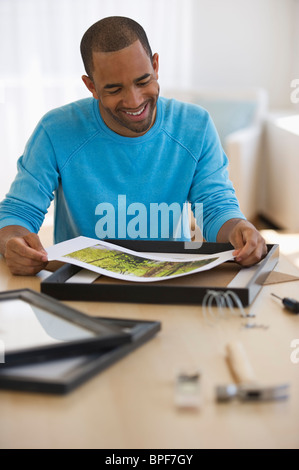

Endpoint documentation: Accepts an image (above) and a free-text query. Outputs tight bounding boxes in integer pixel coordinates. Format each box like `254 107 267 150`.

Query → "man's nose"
122 87 143 109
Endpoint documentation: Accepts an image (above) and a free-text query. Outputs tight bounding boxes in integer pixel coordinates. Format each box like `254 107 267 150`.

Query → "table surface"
0 253 299 450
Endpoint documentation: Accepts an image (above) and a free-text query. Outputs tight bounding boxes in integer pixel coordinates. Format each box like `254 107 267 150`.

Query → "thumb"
230 226 245 254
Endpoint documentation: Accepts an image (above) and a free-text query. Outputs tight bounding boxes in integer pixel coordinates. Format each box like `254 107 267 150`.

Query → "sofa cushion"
195 99 257 145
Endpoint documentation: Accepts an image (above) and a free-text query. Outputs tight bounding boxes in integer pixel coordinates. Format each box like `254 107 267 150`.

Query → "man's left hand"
217 219 268 267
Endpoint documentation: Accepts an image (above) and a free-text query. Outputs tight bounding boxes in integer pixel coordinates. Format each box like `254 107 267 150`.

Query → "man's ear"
152 53 159 80
82 75 99 99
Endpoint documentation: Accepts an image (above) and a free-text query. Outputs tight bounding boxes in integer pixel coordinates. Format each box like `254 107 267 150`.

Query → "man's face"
82 40 160 137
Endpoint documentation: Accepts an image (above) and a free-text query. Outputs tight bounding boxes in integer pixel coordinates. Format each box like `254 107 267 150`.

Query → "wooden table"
0 254 298 449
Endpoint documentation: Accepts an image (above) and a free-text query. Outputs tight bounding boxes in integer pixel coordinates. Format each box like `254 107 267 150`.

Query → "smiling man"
0 16 267 275
82 41 160 137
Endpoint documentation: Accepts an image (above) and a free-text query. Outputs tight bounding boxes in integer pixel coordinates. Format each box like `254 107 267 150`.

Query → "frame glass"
0 289 131 365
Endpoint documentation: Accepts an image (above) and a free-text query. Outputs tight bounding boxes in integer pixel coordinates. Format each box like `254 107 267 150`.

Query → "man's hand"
217 219 267 267
0 227 48 275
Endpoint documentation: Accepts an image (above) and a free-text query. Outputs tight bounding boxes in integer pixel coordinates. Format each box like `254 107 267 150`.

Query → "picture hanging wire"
202 289 248 320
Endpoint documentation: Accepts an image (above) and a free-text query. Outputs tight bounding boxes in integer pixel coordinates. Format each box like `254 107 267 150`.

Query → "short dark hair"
80 16 153 78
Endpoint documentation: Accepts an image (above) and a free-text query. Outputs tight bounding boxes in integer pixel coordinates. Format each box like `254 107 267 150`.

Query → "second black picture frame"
0 316 161 394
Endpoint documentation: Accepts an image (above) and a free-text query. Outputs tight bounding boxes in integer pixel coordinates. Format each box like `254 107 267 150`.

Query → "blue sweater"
0 97 245 243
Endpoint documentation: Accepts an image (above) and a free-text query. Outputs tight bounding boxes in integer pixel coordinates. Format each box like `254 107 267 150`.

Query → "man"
0 16 267 275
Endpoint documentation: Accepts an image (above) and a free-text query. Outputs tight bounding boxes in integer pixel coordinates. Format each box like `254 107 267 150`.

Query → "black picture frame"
41 241 279 307
0 289 131 365
0 316 161 394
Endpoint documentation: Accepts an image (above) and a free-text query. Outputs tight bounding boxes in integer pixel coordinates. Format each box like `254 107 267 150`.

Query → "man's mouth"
122 103 148 121
125 106 146 116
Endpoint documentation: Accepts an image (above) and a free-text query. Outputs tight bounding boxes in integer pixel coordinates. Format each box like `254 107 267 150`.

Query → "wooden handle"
226 341 257 384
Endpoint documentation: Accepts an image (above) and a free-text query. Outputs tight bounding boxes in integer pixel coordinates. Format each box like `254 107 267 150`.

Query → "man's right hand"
0 227 48 275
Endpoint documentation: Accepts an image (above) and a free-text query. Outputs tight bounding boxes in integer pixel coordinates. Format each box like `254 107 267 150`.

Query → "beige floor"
39 216 54 248
252 217 299 270
260 229 299 270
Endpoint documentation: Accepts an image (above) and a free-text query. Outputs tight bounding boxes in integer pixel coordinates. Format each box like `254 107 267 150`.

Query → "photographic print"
46 237 235 283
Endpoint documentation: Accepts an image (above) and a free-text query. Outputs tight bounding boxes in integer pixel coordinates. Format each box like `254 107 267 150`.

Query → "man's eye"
138 80 151 87
108 88 121 95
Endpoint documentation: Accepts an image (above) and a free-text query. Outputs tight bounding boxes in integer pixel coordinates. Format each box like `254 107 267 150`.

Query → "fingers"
233 238 267 267
230 221 267 267
4 233 48 276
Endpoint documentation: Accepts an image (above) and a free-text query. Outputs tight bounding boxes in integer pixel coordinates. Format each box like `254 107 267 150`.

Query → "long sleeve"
0 122 60 233
188 115 246 242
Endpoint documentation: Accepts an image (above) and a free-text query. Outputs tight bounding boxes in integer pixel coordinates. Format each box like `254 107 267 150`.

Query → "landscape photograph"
63 244 218 279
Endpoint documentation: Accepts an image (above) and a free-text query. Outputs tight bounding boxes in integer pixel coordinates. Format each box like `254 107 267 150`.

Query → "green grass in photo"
63 245 218 278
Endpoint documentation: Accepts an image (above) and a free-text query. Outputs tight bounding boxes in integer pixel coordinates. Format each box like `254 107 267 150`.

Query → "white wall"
189 0 296 110
291 0 299 111
0 0 298 202
0 0 194 200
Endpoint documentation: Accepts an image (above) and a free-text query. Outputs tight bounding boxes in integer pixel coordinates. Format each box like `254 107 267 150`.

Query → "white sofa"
162 87 268 221
260 112 299 231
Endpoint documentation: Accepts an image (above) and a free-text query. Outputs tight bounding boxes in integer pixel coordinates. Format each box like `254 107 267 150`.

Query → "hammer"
216 341 289 402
